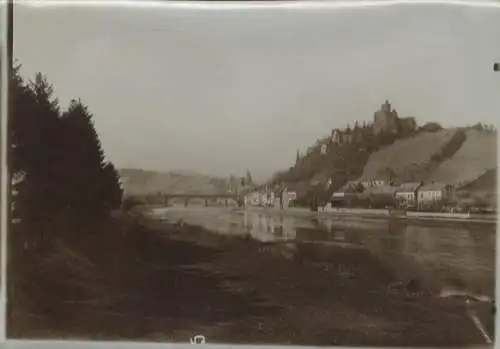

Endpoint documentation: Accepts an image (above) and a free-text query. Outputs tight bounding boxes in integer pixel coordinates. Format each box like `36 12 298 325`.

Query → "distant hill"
118 168 228 196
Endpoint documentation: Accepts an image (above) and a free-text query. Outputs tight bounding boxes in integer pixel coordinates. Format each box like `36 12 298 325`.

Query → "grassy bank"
8 213 495 346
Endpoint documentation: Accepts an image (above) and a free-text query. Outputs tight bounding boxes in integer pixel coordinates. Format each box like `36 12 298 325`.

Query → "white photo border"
1 1 499 348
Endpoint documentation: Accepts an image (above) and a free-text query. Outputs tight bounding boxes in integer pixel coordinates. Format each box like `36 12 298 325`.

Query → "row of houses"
331 180 454 210
244 188 297 209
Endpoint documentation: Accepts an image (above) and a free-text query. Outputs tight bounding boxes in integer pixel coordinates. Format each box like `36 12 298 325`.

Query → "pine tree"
101 162 123 210
11 68 123 235
11 70 65 227
60 99 110 223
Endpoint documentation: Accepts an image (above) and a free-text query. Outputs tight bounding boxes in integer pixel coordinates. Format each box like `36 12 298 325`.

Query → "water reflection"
155 207 495 298
244 211 297 241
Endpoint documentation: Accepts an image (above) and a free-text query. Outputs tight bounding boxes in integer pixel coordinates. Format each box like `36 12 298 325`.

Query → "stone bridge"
163 193 238 207
136 190 255 207
133 185 257 207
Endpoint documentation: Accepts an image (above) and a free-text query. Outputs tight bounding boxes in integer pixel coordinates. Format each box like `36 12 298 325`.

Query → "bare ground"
7 214 495 346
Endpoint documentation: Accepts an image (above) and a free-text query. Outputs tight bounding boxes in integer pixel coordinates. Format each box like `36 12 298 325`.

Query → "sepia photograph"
6 1 500 347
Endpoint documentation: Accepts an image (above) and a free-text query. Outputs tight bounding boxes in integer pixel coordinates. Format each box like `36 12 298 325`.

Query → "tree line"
10 65 123 239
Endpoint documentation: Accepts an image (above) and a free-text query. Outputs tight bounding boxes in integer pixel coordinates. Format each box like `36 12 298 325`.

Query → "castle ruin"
373 100 399 135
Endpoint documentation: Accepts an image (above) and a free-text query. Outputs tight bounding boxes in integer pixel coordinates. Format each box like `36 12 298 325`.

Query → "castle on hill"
373 100 417 136
329 100 417 147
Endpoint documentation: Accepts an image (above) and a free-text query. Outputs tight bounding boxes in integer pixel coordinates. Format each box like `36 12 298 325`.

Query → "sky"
13 1 500 181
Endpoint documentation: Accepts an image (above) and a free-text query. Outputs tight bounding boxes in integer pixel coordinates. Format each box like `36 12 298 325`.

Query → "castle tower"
373 100 398 135
381 100 391 113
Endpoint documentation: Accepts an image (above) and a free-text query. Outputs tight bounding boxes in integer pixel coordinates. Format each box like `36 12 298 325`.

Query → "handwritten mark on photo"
190 334 206 344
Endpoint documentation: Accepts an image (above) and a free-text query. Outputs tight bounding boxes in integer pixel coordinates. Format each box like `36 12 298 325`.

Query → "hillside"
267 100 496 205
118 168 228 196
461 168 497 193
425 129 497 186
359 129 463 184
271 128 375 203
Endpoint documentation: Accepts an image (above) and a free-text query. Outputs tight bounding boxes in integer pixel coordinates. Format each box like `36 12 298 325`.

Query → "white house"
263 191 276 207
417 182 452 209
244 190 261 207
361 179 385 188
282 189 297 208
395 182 422 207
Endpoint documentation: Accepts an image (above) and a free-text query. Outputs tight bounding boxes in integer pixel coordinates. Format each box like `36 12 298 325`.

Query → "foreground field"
8 214 495 346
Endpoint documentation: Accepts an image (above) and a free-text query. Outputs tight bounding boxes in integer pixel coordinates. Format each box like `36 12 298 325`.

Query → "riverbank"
8 212 495 346
226 205 497 225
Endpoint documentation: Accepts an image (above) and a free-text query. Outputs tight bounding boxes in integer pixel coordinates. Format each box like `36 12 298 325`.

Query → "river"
147 206 496 300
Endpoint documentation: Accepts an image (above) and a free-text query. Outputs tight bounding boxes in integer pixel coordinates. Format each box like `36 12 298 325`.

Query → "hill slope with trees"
268 105 496 206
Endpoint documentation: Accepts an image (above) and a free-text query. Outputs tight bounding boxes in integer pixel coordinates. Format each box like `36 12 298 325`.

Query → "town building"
245 191 261 206
265 191 276 207
417 182 453 210
361 179 386 188
244 186 298 209
331 129 342 144
282 188 297 208
395 182 422 208
373 100 399 135
361 168 394 188
287 191 297 202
